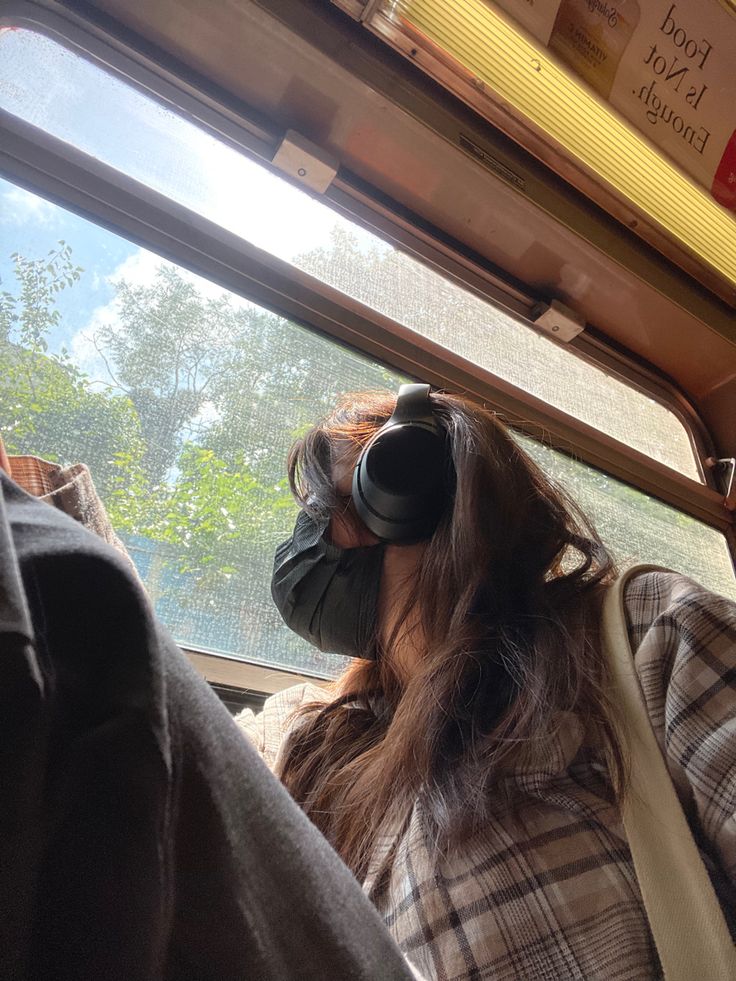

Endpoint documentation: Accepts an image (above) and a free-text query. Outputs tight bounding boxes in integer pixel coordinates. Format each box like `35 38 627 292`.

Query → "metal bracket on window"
272 129 338 194
530 300 586 342
706 457 736 510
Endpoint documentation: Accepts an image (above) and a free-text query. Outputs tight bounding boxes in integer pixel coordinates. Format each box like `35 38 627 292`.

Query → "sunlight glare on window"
0 26 702 479
1 180 734 685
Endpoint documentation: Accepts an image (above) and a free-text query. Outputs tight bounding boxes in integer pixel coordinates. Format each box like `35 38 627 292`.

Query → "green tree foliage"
0 247 299 603
95 266 248 480
295 224 470 351
0 244 144 497
1 241 81 349
95 265 330 483
107 442 294 594
3 231 733 665
97 259 397 486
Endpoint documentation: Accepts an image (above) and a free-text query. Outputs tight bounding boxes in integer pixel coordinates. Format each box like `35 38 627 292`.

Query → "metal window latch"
706 457 736 510
271 130 338 194
530 300 586 342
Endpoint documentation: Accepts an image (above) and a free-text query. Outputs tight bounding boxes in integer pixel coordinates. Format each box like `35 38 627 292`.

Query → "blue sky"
0 176 272 392
0 177 137 356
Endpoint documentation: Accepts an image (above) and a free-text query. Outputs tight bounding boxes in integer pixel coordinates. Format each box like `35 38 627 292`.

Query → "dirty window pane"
0 178 401 677
0 26 701 479
521 439 736 602
2 181 733 684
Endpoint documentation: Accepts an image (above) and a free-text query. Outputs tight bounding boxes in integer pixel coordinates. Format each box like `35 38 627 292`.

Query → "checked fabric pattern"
237 571 736 980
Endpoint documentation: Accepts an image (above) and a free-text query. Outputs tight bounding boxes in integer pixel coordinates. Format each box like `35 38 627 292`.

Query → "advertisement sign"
491 0 736 211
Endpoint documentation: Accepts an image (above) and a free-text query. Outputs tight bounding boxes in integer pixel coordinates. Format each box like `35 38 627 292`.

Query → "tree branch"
91 333 127 393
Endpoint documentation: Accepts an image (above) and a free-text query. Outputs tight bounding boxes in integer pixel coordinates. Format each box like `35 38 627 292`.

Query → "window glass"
1 181 733 686
520 438 736 602
0 177 399 677
0 26 702 479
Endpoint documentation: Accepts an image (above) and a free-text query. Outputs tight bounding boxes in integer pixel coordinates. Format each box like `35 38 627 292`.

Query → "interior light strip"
376 0 736 288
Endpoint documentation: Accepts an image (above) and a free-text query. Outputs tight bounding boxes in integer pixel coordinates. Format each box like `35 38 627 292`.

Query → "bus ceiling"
19 0 736 460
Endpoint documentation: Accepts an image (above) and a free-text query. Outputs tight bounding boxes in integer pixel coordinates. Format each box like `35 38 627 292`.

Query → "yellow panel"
385 0 736 286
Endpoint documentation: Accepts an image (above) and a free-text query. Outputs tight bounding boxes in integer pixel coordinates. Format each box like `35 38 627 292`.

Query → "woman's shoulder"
623 566 736 650
620 566 735 759
621 568 736 894
234 682 330 770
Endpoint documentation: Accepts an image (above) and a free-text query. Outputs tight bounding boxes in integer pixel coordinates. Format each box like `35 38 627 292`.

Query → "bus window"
0 177 400 679
0 26 705 480
2 179 734 688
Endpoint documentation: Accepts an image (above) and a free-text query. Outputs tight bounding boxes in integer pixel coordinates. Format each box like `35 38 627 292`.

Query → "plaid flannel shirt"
236 571 736 980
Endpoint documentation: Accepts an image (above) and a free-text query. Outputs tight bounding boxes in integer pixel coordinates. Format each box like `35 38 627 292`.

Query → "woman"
238 388 735 980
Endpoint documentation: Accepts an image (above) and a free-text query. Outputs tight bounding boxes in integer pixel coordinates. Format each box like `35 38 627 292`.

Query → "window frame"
1 110 727 529
0 110 732 516
0 2 734 691
183 647 331 698
0 0 718 481
324 177 719 480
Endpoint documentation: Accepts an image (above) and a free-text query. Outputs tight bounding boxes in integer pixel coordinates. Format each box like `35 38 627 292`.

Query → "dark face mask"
271 510 386 659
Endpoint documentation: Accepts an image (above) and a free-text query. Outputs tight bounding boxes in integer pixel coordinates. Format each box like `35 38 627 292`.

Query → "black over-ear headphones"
351 384 454 543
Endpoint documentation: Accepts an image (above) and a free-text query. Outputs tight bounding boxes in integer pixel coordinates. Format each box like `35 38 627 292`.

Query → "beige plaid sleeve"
625 570 736 900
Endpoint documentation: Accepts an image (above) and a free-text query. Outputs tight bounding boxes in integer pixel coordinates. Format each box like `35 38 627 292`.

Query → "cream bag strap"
601 565 736 981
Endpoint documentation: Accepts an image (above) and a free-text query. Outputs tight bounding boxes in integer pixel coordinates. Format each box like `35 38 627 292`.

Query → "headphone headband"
385 383 435 425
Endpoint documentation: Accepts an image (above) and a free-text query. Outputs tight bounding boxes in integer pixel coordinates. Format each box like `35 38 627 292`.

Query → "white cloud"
104 246 253 305
106 247 170 287
189 399 221 430
1 186 58 226
69 243 257 388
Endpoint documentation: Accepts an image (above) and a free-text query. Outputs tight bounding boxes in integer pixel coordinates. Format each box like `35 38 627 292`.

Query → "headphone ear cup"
352 422 451 543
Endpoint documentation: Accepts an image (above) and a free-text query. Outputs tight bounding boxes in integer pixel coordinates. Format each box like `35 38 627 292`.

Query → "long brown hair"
279 390 623 879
